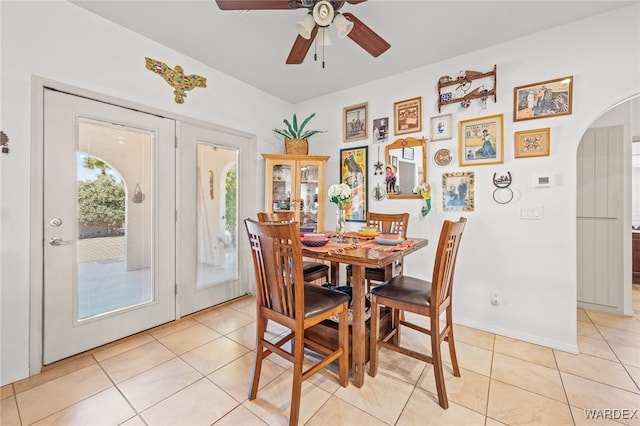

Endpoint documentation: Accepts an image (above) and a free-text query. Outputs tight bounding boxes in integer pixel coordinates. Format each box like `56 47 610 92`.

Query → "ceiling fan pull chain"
322 35 326 68
314 36 318 62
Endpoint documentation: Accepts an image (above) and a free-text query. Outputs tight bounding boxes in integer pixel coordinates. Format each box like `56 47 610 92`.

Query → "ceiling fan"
215 0 390 65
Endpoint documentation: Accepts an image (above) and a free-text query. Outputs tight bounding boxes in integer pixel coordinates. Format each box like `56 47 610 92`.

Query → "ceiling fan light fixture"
317 26 332 46
296 13 316 39
312 0 334 27
332 13 353 38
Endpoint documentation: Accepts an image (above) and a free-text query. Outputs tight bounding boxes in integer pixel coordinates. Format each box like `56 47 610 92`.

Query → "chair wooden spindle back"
431 218 466 310
244 218 304 319
367 212 409 237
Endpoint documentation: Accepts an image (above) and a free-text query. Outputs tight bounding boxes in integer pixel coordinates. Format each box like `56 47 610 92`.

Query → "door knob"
49 237 64 246
49 218 63 227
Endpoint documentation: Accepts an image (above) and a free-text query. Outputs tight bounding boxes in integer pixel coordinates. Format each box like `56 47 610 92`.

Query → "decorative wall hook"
209 170 214 200
145 57 207 104
132 183 145 203
492 172 513 204
1 131 10 154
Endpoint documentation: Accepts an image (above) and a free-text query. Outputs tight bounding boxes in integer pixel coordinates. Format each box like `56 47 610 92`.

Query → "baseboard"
454 316 579 354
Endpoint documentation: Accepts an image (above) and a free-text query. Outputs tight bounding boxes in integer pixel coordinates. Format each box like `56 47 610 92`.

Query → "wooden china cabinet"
262 154 329 232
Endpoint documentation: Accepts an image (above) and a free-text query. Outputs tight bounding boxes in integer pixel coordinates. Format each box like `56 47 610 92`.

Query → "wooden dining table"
301 235 429 387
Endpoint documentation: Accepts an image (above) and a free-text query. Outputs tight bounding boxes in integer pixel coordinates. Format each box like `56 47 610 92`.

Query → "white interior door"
178 123 253 315
577 125 624 312
43 90 176 364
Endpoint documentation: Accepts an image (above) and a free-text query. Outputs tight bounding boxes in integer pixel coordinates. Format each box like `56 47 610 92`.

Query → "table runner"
302 238 416 253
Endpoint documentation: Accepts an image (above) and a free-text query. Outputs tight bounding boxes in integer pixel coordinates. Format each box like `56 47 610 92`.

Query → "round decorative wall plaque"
434 148 452 166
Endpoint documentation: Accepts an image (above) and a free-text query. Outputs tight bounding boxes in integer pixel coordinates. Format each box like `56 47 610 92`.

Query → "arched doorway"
577 95 639 315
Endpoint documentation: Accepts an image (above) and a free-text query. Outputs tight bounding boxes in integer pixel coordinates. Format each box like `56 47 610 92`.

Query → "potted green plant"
273 113 326 155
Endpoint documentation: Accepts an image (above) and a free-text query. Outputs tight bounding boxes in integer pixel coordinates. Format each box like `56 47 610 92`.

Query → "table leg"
351 265 365 387
330 261 340 285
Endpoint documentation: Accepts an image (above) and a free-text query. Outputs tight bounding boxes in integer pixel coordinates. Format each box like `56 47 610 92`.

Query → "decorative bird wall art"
145 57 207 104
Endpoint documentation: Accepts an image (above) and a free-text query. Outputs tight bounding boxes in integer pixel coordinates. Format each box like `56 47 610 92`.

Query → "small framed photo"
372 117 388 144
430 114 453 141
513 76 573 122
394 96 422 135
458 114 504 167
402 147 414 160
443 172 474 212
343 102 368 142
514 128 550 158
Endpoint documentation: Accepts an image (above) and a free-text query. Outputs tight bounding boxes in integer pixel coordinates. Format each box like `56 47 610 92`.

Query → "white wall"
1 1 639 385
0 0 296 384
298 5 640 349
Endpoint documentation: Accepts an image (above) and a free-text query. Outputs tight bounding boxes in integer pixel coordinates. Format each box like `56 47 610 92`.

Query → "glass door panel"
77 121 153 319
196 144 238 288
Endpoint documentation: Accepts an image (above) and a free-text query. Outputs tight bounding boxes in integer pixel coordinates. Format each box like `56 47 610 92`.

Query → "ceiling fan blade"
214 0 291 10
342 12 390 58
346 0 368 4
286 27 318 64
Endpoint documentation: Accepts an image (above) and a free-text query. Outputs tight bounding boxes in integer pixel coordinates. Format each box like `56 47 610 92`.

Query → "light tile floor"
2 286 639 425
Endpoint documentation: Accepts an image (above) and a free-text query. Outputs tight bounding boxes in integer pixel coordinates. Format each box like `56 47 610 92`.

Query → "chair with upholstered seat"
346 212 410 290
257 211 330 284
368 217 467 409
244 218 350 426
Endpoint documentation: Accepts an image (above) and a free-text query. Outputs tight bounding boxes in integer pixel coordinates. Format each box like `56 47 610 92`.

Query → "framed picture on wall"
394 96 422 135
372 117 389 144
513 76 573 122
442 171 475 212
514 128 550 158
402 147 414 160
458 114 504 166
343 102 368 142
340 146 368 222
430 114 453 141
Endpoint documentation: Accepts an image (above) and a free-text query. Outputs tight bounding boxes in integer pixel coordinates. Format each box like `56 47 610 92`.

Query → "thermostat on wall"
534 174 553 187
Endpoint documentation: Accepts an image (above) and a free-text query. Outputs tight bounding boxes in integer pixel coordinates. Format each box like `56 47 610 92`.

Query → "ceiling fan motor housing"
313 1 335 27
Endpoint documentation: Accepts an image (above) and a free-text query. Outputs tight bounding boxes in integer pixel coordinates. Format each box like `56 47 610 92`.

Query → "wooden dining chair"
346 211 410 291
257 211 331 284
368 217 467 409
244 218 350 426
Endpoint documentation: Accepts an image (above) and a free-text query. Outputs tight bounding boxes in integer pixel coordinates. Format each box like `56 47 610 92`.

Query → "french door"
43 90 176 364
177 124 247 315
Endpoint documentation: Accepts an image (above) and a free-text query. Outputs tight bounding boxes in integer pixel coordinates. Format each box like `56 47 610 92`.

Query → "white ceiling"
71 0 634 104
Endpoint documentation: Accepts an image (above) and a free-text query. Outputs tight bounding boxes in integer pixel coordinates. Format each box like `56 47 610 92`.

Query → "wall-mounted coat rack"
437 65 497 112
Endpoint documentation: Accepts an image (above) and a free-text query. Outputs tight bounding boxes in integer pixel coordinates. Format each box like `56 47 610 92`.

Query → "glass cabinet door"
263 154 328 232
299 162 320 230
270 162 293 212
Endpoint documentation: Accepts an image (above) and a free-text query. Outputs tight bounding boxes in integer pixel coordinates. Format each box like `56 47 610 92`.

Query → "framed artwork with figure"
430 114 453 141
340 146 368 222
513 76 573 122
442 171 475 212
372 117 389 144
344 102 368 142
458 114 504 166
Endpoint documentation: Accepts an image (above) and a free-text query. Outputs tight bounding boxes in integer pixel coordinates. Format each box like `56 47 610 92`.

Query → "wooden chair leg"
368 301 380 377
289 331 305 426
392 308 401 345
447 310 461 377
249 315 266 400
430 317 449 409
